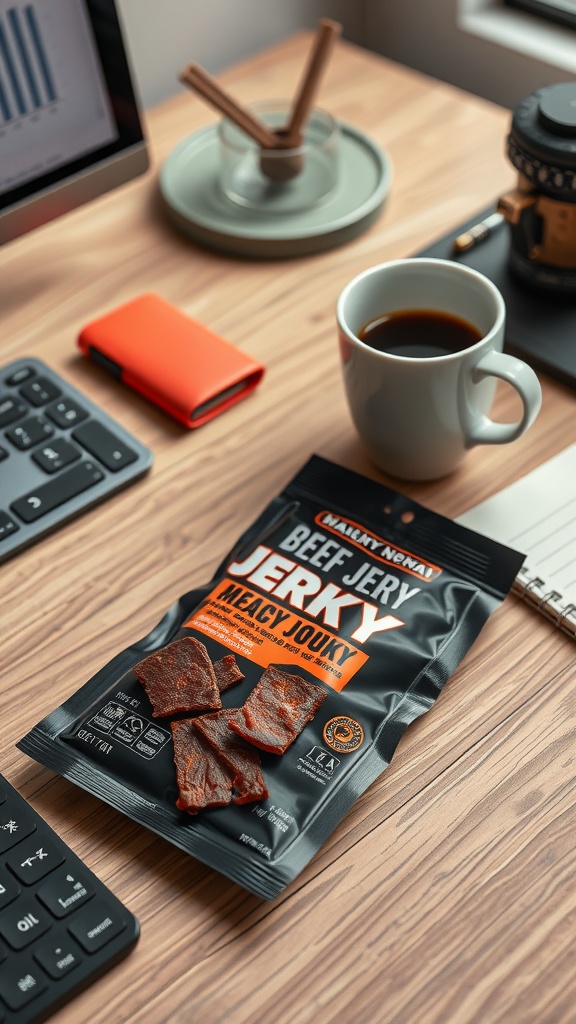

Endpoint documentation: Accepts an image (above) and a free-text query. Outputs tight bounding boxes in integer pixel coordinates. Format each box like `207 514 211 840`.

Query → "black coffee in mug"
358 308 483 358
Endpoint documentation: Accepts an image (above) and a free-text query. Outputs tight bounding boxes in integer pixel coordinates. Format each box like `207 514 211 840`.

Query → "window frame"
504 0 576 31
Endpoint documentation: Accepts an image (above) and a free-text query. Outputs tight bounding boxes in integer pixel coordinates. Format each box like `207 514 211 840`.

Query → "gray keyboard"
0 358 153 563
0 770 139 1022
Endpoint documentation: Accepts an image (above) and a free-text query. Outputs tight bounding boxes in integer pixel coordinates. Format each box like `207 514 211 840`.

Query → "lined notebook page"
457 445 576 600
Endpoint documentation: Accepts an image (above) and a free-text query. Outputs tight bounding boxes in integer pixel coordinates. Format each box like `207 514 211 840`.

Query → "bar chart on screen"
0 1 57 117
0 0 118 191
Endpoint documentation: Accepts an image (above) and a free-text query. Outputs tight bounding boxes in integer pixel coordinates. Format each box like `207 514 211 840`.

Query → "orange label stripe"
184 578 368 692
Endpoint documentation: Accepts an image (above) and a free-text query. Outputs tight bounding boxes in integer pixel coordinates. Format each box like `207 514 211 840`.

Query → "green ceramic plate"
159 121 392 258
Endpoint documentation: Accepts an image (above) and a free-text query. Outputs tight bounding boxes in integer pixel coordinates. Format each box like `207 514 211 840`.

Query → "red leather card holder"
78 293 265 428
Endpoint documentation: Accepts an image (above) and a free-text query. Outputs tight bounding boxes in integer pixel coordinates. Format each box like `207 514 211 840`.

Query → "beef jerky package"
18 456 524 900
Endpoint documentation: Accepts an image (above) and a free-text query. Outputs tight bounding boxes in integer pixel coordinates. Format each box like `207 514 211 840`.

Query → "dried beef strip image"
229 666 327 754
213 654 245 693
196 709 269 805
134 636 221 718
171 718 235 814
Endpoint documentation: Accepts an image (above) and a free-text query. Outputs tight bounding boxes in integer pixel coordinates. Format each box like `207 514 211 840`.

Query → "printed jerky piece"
171 719 235 813
213 654 245 693
133 636 221 718
195 710 269 805
229 666 327 754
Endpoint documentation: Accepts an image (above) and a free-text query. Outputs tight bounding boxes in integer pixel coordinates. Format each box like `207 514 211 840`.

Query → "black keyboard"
0 772 139 1023
0 358 153 563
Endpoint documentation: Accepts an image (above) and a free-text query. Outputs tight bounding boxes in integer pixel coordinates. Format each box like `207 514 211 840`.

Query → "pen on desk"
452 211 505 254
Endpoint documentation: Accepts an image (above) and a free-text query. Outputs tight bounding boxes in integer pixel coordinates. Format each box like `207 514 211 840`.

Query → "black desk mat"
416 203 576 389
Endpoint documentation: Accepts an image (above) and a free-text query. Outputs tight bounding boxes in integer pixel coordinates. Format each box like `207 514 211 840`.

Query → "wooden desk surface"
2 33 575 1024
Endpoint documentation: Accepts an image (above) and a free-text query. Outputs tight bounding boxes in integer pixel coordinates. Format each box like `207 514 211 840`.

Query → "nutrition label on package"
86 700 170 759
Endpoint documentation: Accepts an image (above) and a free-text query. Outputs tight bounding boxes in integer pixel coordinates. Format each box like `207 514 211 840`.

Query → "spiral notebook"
457 445 576 639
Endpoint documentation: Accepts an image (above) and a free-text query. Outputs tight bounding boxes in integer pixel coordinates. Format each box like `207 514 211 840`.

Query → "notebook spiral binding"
513 565 576 640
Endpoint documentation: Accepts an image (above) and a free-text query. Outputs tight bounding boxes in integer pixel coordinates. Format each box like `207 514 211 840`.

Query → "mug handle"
465 350 542 445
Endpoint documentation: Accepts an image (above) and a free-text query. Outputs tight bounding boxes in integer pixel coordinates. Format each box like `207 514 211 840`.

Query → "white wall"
117 0 365 109
117 0 576 114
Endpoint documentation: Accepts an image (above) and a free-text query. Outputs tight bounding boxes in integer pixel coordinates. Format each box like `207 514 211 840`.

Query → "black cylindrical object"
498 82 576 294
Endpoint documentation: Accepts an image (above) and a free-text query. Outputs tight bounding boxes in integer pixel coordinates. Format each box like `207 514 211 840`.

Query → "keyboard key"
37 868 94 918
32 438 82 474
0 868 20 910
0 395 27 427
0 900 52 950
0 801 37 853
0 512 19 542
5 366 34 386
34 931 82 979
11 461 105 523
0 956 48 1011
45 396 89 429
7 837 65 885
20 377 62 407
73 421 138 471
5 415 54 450
68 898 126 953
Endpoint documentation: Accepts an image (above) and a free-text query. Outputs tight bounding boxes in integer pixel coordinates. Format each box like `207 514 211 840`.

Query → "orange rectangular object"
78 293 265 427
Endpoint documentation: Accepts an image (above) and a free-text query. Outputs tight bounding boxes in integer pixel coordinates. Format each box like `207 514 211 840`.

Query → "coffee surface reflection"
358 308 483 359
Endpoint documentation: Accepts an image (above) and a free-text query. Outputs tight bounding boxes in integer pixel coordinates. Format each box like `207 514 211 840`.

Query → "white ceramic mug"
337 258 542 480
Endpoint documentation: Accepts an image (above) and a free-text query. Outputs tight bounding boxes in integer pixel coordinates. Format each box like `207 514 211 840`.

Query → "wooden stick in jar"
179 62 278 149
284 19 341 146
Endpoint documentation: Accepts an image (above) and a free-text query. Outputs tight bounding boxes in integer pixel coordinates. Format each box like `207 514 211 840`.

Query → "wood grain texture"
1 32 575 1024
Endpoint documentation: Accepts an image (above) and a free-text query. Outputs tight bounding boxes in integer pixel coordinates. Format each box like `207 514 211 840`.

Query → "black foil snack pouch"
19 457 524 899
